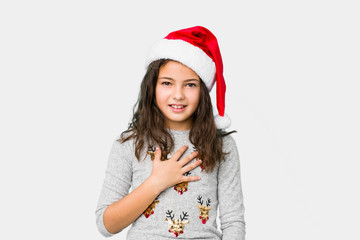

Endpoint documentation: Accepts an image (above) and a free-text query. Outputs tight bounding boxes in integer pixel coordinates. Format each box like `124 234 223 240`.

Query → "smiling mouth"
169 104 187 112
169 104 186 109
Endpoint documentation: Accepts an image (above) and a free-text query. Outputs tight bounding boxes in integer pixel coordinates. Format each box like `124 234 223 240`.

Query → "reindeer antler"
184 171 191 176
197 195 203 205
148 145 156 152
180 211 189 221
206 198 211 207
166 210 174 220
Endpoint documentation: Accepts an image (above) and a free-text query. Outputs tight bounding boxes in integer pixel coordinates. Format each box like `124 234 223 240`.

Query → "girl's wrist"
146 175 165 195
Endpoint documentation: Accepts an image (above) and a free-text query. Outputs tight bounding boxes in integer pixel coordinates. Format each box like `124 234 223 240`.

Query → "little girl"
95 26 246 240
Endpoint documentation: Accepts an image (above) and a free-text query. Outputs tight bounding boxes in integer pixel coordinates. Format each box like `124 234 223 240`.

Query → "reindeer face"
147 151 155 161
196 196 212 224
173 171 191 194
165 218 189 237
147 145 166 161
196 204 212 224
174 182 188 195
165 210 189 237
143 199 159 218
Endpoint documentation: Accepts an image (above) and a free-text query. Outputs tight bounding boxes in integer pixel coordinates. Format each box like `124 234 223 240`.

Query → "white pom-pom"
214 113 231 129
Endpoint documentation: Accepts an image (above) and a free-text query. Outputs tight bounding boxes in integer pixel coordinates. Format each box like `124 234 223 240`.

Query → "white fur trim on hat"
214 113 231 129
145 39 216 91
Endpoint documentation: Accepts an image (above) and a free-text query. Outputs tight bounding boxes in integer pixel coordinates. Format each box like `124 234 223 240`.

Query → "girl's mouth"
169 104 186 112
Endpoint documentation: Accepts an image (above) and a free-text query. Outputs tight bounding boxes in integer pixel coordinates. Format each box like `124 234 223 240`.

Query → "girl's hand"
149 145 202 192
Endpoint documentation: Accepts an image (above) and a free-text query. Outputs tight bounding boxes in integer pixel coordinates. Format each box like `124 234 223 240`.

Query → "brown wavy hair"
118 59 235 173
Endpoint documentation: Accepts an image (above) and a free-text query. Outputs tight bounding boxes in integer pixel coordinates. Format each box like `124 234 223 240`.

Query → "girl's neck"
168 128 191 132
168 128 190 137
164 119 193 131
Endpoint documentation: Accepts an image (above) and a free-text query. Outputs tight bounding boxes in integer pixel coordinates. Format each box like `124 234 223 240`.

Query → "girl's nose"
172 86 185 100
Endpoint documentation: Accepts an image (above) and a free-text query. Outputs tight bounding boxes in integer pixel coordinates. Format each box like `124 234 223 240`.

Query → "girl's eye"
186 83 197 87
161 82 171 86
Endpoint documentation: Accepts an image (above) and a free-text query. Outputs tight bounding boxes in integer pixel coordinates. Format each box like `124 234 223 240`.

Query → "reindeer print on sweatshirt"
174 171 191 195
147 145 167 161
165 210 189 238
196 195 212 224
147 145 156 160
143 196 159 218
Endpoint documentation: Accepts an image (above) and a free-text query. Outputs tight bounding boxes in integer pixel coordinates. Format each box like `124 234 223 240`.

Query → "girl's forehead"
159 61 200 80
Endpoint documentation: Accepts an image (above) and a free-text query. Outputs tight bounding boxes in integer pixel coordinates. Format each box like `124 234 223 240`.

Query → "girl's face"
155 60 201 130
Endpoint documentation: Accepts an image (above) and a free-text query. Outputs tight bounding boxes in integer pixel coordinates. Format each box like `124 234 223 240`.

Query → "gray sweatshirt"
95 129 246 239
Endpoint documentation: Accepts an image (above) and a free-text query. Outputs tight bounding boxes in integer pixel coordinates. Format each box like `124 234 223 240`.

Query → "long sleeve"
95 139 133 237
217 135 246 240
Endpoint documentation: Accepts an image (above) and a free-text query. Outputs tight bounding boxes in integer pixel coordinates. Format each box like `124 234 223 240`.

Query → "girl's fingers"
181 159 202 174
154 147 161 161
178 151 199 167
183 175 201 182
170 145 189 161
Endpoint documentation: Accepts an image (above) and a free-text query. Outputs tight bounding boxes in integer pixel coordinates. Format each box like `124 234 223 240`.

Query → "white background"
1 0 359 239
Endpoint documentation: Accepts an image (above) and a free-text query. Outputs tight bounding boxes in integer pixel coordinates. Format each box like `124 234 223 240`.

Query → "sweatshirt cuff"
96 208 116 237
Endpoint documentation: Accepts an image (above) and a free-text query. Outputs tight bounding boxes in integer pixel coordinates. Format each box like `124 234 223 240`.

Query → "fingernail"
156 147 159 151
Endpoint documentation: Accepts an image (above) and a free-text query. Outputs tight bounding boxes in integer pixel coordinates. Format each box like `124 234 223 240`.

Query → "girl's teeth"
172 105 184 109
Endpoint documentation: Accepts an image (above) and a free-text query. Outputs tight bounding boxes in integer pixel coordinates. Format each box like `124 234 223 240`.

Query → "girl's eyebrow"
158 77 200 82
158 77 174 81
184 79 200 82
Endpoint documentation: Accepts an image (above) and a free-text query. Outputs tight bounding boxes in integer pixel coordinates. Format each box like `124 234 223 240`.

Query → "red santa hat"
145 26 231 129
